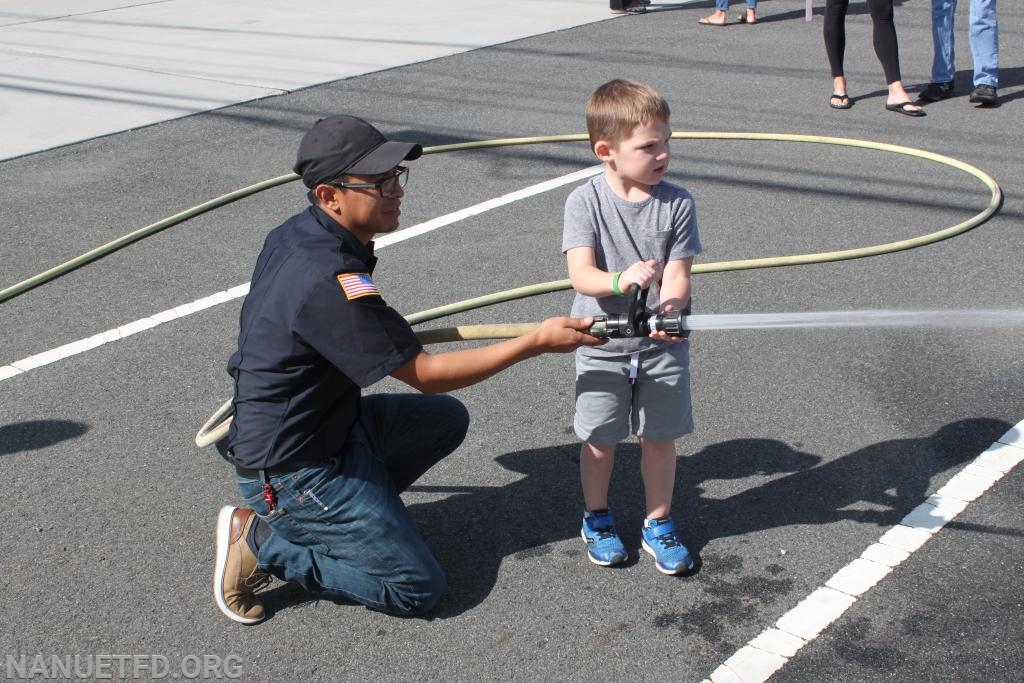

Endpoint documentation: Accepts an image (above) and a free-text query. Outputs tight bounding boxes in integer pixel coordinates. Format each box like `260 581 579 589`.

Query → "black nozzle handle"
624 284 646 337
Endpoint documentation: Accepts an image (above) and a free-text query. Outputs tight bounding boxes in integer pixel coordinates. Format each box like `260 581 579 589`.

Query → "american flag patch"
336 273 381 300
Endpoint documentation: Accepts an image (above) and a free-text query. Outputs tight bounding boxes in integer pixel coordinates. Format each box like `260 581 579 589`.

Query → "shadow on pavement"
0 419 89 456
408 416 1009 617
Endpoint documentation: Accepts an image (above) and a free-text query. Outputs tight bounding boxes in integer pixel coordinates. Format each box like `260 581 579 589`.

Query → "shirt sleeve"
293 271 422 388
667 190 702 261
562 184 598 254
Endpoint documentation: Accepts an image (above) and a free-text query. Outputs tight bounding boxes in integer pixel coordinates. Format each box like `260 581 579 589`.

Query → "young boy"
562 79 702 575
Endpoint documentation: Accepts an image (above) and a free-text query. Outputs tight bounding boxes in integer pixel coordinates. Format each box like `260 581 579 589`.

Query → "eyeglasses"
328 166 409 197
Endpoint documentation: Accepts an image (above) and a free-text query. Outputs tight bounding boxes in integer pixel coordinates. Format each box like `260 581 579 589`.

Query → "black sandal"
829 93 852 110
885 101 925 117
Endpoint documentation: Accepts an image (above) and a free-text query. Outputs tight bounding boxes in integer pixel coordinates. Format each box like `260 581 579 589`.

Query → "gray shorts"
574 343 694 444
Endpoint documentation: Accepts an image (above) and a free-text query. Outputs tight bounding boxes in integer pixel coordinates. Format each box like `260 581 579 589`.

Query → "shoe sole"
581 528 626 566
641 538 693 575
213 506 264 625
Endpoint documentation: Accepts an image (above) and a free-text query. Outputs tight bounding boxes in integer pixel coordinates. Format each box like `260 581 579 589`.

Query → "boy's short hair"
586 79 670 149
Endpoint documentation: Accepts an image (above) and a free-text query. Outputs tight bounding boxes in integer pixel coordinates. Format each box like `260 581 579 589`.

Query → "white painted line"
860 542 910 568
998 423 1023 449
934 469 998 502
748 628 806 659
374 165 602 248
703 416 1024 683
876 524 933 553
973 441 1024 472
0 365 23 381
0 165 603 383
775 587 857 640
900 497 964 534
711 645 788 683
825 557 892 596
12 348 62 371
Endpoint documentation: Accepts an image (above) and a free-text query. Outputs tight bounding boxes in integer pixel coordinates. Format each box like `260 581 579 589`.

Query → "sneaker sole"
213 506 263 625
641 538 693 575
581 528 626 566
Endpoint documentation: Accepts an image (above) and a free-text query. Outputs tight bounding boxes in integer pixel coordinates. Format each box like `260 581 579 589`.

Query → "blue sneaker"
641 517 693 575
581 509 627 566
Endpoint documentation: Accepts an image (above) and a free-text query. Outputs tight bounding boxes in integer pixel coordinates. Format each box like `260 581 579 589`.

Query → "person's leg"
575 354 629 509
632 345 694 574
968 0 998 87
867 0 902 84
579 440 628 566
867 0 924 111
700 0 730 25
357 393 469 493
580 441 616 512
638 438 692 574
234 405 458 618
574 353 631 566
639 438 676 519
930 0 958 84
824 0 850 105
741 0 757 23
632 344 692 520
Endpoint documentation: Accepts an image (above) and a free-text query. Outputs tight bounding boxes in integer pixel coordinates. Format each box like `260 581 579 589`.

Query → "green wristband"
611 271 624 296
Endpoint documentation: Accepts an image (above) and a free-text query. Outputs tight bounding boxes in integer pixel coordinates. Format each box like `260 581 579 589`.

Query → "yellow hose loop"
2 132 1001 305
194 398 235 448
0 174 298 304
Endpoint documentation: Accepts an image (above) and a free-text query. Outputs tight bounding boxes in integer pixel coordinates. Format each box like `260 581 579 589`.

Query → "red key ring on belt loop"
260 469 278 512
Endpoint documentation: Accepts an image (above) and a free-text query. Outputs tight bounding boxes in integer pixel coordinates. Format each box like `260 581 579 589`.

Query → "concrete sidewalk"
0 0 614 161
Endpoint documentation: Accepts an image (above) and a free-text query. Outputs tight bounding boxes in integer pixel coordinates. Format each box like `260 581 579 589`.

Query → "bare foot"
699 10 728 25
887 81 923 114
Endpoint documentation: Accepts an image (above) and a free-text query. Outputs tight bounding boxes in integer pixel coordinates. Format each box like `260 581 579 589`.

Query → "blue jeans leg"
930 0 957 83
236 393 469 616
969 0 998 86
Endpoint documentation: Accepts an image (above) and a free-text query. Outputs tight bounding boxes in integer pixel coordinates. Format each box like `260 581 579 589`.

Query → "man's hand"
531 316 606 353
619 259 659 292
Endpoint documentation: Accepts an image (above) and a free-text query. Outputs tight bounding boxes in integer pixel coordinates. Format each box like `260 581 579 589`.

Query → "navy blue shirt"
226 205 422 470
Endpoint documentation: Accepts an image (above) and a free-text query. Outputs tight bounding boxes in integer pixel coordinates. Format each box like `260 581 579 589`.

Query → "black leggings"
823 0 902 84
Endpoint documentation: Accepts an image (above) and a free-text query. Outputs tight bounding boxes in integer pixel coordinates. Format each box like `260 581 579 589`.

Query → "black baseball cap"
294 115 423 188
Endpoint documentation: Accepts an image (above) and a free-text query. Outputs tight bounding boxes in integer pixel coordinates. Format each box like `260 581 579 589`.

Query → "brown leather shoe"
214 506 268 624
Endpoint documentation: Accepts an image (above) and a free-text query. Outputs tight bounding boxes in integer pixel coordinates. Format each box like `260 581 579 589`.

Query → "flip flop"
885 101 926 117
698 17 728 26
829 93 851 109
736 14 757 23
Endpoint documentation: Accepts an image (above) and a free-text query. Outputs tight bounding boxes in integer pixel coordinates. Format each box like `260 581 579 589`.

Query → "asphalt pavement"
1 1 1022 682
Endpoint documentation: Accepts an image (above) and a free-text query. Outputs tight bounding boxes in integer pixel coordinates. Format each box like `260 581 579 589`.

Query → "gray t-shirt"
562 174 702 357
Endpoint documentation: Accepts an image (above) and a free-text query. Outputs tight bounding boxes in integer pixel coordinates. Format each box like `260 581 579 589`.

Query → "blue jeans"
235 393 470 616
715 0 756 9
930 0 999 87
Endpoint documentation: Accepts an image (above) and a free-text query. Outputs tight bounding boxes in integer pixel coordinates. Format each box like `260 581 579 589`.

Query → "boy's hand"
531 316 605 353
649 304 687 342
619 259 658 292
